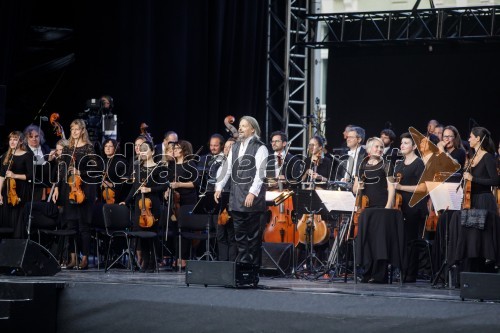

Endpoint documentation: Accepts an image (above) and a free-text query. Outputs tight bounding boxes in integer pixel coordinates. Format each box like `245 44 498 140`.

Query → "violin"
393 172 403 210
101 173 116 204
224 115 239 139
346 175 368 239
67 146 85 204
458 136 485 210
5 155 20 206
50 113 66 140
138 191 155 228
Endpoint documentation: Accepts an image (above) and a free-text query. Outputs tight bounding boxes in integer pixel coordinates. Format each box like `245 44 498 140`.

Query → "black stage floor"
1 265 500 332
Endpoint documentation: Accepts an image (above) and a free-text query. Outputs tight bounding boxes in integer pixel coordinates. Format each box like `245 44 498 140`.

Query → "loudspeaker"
186 260 259 287
0 239 60 276
460 272 500 301
260 242 293 275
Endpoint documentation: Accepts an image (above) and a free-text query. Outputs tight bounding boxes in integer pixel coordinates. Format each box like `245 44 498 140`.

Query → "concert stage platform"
1 266 500 332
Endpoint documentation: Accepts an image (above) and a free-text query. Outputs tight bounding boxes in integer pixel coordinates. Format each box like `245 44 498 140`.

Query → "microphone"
40 116 49 122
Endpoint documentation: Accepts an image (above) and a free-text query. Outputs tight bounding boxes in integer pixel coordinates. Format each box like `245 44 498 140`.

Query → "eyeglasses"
443 135 455 139
271 140 282 144
346 136 358 139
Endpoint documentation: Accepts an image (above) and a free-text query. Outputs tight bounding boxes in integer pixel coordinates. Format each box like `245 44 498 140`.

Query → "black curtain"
326 43 500 148
1 0 268 151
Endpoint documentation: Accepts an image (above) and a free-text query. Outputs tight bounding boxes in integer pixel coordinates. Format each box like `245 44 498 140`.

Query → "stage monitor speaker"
260 242 293 275
0 239 60 276
186 260 258 287
460 272 500 301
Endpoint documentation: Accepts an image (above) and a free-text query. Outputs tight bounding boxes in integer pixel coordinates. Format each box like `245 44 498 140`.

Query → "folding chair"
178 204 217 263
102 204 158 272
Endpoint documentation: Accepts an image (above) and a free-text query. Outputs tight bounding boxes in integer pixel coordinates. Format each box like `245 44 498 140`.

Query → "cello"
263 142 298 245
296 156 329 245
224 115 239 139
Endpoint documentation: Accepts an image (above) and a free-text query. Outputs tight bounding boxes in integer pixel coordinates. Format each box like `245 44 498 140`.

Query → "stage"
1 266 500 332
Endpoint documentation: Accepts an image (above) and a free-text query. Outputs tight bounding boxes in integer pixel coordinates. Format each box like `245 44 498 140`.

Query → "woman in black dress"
101 139 127 204
0 131 34 238
52 119 98 270
354 137 396 283
122 140 170 272
169 140 199 269
394 132 428 282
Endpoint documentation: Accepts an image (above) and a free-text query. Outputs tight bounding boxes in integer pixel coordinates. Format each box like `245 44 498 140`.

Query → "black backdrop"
326 42 500 148
0 0 267 151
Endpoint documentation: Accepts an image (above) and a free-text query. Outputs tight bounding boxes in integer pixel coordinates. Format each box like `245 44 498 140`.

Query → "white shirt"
345 146 362 180
216 136 268 197
29 145 46 165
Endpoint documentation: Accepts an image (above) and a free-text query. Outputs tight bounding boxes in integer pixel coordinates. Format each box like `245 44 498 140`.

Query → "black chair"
177 204 217 263
102 204 158 272
26 202 78 267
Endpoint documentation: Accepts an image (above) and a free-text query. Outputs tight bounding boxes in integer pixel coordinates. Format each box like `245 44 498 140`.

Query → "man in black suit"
197 133 225 193
154 130 178 163
266 131 302 188
339 126 366 183
23 124 52 201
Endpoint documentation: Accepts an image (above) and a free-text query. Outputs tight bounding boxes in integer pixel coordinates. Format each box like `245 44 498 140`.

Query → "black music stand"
191 191 229 261
294 188 327 275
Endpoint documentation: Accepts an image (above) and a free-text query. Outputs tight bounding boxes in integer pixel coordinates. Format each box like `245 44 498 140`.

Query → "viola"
224 115 239 139
138 192 155 228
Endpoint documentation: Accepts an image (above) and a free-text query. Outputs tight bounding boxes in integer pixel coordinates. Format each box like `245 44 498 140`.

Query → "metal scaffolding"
301 6 500 48
266 0 310 154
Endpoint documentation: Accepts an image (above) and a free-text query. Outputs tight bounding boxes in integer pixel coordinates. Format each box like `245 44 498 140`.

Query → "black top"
102 155 128 203
449 148 466 171
0 151 34 203
394 157 427 213
470 153 499 194
359 158 388 208
302 155 334 182
173 160 199 206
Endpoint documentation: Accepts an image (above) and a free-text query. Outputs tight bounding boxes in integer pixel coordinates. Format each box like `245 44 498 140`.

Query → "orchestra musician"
340 127 366 183
267 131 302 187
169 140 199 270
301 136 334 188
214 116 268 269
24 124 51 201
380 128 396 159
215 138 237 261
154 130 178 163
0 131 34 238
100 139 127 203
354 137 396 283
197 133 225 193
121 140 170 272
51 119 99 270
394 133 428 282
436 125 466 170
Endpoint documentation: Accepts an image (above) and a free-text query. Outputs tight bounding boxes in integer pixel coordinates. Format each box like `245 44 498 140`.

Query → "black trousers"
216 218 237 261
231 211 263 266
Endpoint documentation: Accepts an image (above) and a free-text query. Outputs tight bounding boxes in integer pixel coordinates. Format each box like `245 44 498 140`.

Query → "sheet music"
425 181 463 211
265 191 282 202
315 189 355 212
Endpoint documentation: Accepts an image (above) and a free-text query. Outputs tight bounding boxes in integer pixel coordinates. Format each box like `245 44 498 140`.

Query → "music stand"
191 191 229 261
294 188 328 275
315 190 355 281
425 181 462 287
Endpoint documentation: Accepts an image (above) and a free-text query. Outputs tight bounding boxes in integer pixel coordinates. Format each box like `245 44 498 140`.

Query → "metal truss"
301 6 500 48
266 0 309 154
